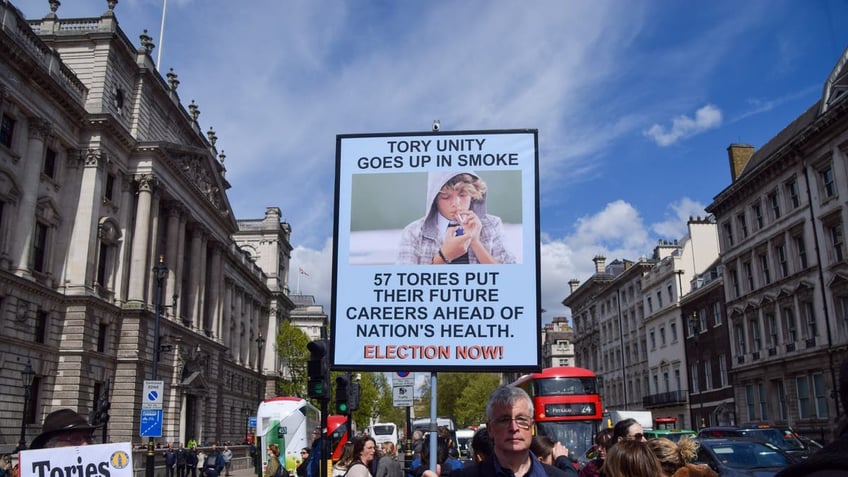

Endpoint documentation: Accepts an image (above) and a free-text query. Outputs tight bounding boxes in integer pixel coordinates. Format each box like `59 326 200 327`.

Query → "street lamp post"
146 256 168 477
18 361 35 451
256 333 266 402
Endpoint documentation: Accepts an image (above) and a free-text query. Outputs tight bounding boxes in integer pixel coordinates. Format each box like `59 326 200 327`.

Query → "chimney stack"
727 143 755 182
568 279 580 293
593 255 606 274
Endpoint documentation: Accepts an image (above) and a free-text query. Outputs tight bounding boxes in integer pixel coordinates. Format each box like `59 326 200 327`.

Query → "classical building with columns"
0 0 297 449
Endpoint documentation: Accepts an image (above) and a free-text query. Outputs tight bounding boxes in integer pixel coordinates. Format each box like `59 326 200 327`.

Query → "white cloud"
650 197 708 238
644 104 723 146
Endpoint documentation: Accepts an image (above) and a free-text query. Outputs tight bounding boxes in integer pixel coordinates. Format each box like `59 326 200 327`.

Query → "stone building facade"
0 0 295 450
706 46 848 436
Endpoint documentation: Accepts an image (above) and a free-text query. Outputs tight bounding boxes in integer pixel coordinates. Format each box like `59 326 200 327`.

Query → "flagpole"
297 269 301 295
156 0 168 69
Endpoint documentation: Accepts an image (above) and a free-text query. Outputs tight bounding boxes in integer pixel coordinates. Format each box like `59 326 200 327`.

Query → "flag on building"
299 267 310 277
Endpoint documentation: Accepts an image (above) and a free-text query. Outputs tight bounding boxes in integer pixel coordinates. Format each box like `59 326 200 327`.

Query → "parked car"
694 437 796 476
644 429 696 443
697 425 811 460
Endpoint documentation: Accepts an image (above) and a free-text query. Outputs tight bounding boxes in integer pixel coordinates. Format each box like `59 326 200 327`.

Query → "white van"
368 422 399 446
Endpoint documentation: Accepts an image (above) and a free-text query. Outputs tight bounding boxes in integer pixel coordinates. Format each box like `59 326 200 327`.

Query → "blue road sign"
140 409 163 437
249 416 257 428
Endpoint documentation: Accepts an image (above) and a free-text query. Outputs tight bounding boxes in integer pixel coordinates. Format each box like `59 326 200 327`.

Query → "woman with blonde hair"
375 442 402 477
332 442 355 477
647 437 717 477
602 439 663 477
264 444 283 477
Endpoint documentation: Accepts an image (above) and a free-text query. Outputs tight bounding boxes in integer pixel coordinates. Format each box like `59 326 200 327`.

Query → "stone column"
188 224 204 328
64 149 106 287
127 175 155 302
223 279 233 352
165 204 182 317
198 233 208 334
234 289 243 363
13 117 51 275
208 244 223 338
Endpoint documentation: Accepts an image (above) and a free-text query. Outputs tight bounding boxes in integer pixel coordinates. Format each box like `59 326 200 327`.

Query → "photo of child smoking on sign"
348 170 522 265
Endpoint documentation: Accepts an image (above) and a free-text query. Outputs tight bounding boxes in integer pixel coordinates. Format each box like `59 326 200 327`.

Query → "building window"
713 302 722 326
691 363 699 393
776 380 788 420
95 220 121 290
759 253 771 285
766 314 778 349
744 261 754 291
814 373 829 418
670 322 677 341
820 166 836 199
31 222 48 273
730 269 740 298
667 284 673 302
750 318 762 351
723 222 734 247
829 224 845 263
735 323 746 355
803 301 816 339
795 235 808 269
660 326 666 345
650 329 656 349
719 354 728 387
786 178 801 208
737 213 748 239
105 173 116 202
758 382 768 420
746 384 756 420
0 114 15 148
752 201 764 230
699 308 708 332
647 297 653 313
43 148 57 179
657 291 663 308
797 376 812 418
35 310 48 344
97 323 108 353
769 191 781 220
704 359 712 390
783 306 798 343
777 244 789 278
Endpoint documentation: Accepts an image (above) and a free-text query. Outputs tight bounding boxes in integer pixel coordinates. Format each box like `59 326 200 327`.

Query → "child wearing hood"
397 170 516 265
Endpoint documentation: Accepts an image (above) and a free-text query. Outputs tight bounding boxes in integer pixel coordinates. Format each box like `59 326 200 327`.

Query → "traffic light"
348 381 360 411
307 340 329 399
335 375 350 414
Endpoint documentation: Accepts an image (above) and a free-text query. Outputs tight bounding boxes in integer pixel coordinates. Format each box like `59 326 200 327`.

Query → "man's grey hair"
485 385 534 420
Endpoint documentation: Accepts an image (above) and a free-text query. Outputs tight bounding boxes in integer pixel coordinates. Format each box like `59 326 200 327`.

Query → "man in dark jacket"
203 445 226 477
177 443 188 477
452 386 568 477
306 428 324 477
164 443 178 477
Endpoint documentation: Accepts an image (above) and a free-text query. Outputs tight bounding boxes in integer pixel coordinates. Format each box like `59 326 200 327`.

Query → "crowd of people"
13 365 848 477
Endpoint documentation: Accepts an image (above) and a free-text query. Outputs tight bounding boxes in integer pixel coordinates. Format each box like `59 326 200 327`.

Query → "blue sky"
18 0 848 322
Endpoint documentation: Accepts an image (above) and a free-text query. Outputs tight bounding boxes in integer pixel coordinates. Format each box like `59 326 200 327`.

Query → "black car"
697 425 812 460
694 437 796 476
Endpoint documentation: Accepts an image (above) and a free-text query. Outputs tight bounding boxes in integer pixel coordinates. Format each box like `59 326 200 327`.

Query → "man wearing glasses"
453 386 570 477
29 409 100 449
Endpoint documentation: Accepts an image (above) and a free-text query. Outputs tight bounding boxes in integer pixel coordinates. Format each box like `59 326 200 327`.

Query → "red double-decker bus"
512 366 603 465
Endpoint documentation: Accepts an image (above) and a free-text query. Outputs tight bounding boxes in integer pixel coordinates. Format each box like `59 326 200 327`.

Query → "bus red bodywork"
512 366 603 466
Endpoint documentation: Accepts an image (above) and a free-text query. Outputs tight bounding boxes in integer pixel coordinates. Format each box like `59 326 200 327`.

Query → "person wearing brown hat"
30 408 101 449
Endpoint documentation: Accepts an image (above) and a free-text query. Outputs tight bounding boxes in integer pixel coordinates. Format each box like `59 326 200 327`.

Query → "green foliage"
416 373 500 428
276 320 311 397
